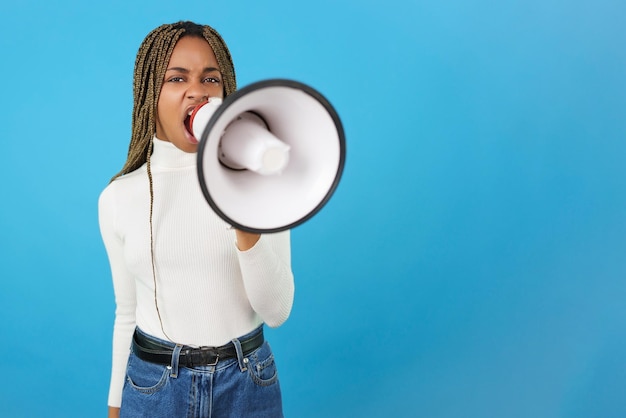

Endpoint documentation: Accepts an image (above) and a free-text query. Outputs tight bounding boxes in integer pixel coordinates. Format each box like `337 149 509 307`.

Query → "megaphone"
193 79 346 233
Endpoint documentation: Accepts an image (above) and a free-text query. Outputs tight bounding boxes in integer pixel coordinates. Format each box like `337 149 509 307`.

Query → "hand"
235 229 261 251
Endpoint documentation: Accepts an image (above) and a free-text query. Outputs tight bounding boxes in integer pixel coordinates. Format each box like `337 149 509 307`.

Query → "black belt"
132 328 264 367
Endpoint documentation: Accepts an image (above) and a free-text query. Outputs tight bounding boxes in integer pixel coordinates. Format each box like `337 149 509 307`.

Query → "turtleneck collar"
150 136 197 169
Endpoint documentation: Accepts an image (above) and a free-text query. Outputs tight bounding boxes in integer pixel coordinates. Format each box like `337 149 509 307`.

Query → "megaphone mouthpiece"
188 98 223 142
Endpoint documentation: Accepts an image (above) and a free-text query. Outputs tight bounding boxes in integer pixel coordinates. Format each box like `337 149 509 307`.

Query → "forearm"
100 189 137 409
237 231 294 326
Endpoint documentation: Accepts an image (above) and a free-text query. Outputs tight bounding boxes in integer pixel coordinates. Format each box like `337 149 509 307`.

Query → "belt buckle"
199 346 219 366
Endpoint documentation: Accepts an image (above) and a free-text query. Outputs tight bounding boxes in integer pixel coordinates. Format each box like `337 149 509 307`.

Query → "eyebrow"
165 66 221 74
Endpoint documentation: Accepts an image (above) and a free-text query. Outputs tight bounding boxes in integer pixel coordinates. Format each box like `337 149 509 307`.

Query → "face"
155 36 224 153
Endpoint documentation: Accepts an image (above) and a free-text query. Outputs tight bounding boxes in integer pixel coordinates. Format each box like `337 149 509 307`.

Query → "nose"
187 80 210 102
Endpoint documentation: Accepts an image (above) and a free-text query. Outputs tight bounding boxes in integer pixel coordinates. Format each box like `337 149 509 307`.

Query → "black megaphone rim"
196 78 346 233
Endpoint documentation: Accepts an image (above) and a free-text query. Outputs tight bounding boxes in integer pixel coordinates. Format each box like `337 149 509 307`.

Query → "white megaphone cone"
195 79 346 234
189 98 290 175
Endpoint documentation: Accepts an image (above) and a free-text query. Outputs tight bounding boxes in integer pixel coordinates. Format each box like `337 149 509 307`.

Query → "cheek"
156 95 177 127
156 86 177 110
211 85 224 99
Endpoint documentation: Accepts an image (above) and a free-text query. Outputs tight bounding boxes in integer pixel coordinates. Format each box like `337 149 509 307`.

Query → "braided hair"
111 21 237 182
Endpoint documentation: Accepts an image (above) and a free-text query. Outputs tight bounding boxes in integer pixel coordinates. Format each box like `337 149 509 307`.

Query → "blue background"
1 0 625 416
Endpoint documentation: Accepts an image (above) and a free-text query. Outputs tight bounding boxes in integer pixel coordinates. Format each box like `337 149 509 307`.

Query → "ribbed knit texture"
98 137 294 407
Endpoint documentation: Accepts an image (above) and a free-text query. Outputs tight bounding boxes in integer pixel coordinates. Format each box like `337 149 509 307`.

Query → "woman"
99 21 294 418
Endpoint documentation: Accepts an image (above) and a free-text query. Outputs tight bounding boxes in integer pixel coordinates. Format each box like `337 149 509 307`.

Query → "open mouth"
184 103 207 142
184 107 196 140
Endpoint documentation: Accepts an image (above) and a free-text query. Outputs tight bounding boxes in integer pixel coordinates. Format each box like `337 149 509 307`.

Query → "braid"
202 25 236 96
110 21 237 182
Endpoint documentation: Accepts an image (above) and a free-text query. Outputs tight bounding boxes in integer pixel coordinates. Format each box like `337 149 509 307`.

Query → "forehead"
168 36 219 68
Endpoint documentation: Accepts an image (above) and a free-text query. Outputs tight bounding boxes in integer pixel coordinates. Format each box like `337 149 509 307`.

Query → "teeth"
188 109 194 116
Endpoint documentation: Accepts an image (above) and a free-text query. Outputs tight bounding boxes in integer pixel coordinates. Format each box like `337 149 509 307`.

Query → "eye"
204 76 221 84
167 76 185 83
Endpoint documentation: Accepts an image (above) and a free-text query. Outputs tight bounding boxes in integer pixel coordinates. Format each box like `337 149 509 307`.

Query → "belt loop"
232 337 248 372
170 344 183 378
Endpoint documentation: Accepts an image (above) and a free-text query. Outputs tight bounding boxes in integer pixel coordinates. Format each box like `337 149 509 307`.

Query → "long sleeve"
98 184 137 408
236 232 294 327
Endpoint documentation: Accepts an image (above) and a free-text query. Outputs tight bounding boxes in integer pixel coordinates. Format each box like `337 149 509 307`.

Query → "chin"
175 132 199 153
180 143 199 153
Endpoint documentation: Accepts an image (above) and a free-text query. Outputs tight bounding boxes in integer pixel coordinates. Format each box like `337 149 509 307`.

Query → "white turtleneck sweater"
98 137 295 407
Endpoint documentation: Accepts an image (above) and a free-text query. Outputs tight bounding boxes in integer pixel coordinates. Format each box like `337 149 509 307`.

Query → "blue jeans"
120 326 283 418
